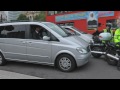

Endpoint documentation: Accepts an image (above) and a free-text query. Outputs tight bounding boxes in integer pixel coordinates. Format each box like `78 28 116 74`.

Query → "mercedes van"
0 22 91 72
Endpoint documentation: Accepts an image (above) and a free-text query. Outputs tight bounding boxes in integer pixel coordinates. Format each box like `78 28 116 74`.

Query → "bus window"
98 23 102 27
106 19 117 29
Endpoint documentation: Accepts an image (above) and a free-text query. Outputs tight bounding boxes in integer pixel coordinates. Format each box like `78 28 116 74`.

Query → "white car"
61 26 93 43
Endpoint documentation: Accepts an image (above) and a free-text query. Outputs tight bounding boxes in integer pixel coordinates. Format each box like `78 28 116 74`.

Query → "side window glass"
65 28 75 35
29 25 59 41
50 33 59 41
1 25 26 39
30 25 50 40
0 26 5 38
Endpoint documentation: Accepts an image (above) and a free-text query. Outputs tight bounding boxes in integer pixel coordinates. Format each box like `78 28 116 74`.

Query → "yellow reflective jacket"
114 28 120 43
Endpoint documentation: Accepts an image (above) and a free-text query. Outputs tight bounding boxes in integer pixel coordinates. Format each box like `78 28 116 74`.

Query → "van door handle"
28 42 32 43
20 41 26 44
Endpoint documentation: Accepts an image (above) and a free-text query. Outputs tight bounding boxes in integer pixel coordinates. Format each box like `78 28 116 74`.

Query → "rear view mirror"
43 36 50 41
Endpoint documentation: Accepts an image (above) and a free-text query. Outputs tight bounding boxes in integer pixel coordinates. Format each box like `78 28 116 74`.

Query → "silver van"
0 22 91 72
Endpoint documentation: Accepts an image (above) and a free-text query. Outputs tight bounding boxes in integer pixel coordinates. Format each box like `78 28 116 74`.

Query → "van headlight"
76 47 87 54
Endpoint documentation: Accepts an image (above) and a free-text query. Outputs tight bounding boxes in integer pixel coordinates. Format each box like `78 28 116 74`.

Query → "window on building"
57 22 74 26
57 23 65 26
106 19 117 29
98 23 102 27
57 11 64 14
48 11 55 15
65 22 74 26
54 11 58 14
47 11 74 15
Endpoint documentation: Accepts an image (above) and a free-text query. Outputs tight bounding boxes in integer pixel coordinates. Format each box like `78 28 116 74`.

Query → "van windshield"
62 27 80 36
44 23 70 37
72 27 87 34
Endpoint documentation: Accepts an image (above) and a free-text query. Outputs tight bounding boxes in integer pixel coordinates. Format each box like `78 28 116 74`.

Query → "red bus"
46 11 120 34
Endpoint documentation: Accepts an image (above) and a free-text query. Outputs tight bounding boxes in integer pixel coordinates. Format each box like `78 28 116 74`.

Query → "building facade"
46 11 118 34
5 11 23 21
0 11 7 22
22 11 41 21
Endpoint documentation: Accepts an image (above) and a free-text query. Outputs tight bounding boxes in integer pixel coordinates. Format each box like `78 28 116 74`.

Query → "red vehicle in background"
46 11 120 34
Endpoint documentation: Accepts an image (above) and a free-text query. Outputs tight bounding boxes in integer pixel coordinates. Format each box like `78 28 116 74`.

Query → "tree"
34 11 46 21
17 14 29 20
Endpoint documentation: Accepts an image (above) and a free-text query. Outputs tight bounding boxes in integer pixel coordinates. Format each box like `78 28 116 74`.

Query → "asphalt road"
0 56 120 79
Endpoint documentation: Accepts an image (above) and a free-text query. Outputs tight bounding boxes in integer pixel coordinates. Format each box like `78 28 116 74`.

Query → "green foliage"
17 14 29 20
34 11 46 21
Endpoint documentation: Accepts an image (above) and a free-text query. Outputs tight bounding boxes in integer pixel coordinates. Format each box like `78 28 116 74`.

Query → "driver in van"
33 26 48 40
33 26 42 39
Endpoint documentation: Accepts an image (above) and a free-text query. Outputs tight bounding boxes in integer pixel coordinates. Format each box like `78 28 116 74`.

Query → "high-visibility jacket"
102 29 114 43
103 29 114 37
114 28 120 44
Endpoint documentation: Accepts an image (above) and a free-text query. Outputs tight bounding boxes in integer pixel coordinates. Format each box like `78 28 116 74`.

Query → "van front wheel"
56 54 76 72
0 53 6 66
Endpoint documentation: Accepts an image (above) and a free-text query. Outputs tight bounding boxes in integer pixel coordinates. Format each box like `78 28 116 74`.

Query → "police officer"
103 23 113 36
114 18 120 69
102 23 114 43
114 18 120 45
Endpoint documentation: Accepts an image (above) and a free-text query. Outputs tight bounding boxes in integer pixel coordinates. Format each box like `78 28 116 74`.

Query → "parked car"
61 26 93 43
0 22 91 72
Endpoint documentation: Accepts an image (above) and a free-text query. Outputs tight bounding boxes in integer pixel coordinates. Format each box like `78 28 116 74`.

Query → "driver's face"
36 27 40 31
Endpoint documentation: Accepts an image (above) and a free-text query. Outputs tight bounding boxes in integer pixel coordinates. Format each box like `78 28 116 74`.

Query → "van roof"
0 21 52 26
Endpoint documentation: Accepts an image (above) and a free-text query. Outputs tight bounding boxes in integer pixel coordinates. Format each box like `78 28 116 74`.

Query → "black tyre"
106 50 118 66
56 54 76 72
91 47 102 58
0 52 6 66
117 66 120 71
117 59 120 71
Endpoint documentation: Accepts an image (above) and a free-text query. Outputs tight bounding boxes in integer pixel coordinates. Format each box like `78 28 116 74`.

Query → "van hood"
78 34 93 43
64 36 89 48
81 34 93 40
84 34 93 38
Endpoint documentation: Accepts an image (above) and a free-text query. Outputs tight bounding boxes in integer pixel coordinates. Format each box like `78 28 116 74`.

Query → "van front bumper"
76 52 91 67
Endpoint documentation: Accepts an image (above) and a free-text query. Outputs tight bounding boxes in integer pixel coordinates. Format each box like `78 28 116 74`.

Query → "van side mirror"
43 36 50 41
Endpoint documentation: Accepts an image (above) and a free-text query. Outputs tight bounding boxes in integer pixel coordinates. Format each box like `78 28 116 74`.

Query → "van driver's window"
0 25 27 39
29 25 51 40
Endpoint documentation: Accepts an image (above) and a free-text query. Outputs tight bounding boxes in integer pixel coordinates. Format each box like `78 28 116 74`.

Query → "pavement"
0 70 42 79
